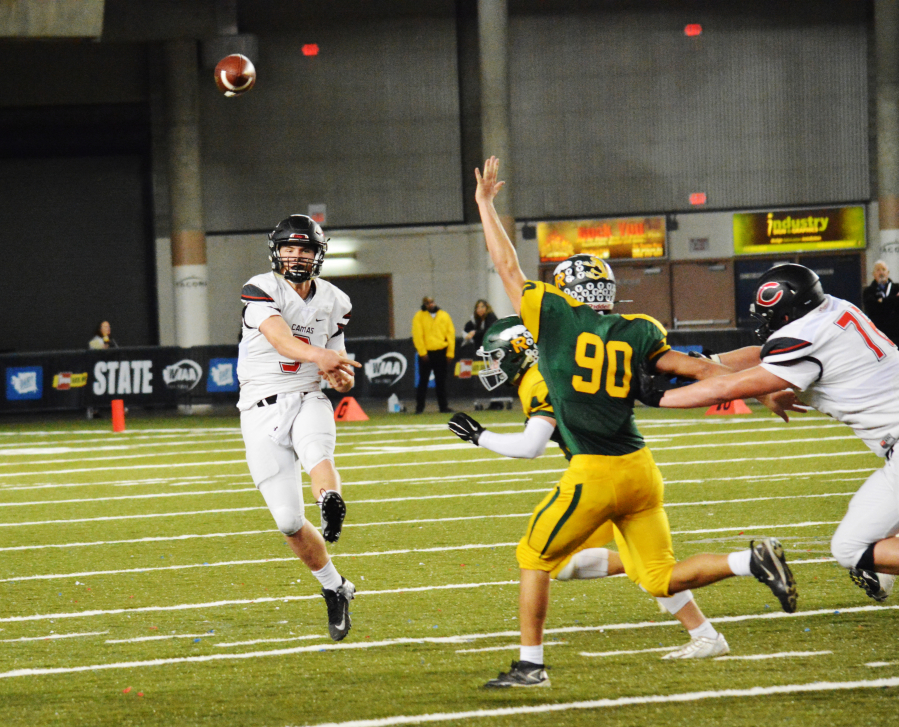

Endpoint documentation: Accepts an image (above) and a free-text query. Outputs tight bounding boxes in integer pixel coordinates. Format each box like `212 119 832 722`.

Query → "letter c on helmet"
756 282 784 308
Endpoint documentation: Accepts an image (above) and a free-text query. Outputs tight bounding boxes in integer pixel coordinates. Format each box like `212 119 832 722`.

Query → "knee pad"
299 439 334 474
270 505 305 536
830 532 865 570
656 589 693 615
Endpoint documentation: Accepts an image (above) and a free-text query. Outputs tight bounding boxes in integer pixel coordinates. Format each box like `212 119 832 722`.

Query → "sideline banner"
0 339 486 413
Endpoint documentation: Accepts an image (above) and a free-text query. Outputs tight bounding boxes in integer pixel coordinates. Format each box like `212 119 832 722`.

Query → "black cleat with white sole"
483 661 550 688
321 577 355 641
849 567 895 602
749 537 797 613
320 490 346 543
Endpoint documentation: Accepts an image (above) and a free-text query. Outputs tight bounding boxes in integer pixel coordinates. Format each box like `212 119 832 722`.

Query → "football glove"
634 361 664 408
448 412 485 445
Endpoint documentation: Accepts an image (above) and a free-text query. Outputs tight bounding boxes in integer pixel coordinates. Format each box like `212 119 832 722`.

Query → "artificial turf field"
0 404 897 727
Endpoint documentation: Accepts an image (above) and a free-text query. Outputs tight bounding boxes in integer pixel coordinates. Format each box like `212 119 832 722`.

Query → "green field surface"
0 405 897 726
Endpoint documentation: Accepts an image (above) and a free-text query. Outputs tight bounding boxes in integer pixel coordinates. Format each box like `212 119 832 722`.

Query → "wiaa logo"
363 352 407 386
162 359 203 391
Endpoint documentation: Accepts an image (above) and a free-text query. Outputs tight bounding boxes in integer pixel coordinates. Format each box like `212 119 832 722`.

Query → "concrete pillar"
164 40 210 346
478 0 516 318
875 0 899 275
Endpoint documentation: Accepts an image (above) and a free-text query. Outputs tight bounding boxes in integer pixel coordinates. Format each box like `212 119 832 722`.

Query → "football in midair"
214 54 256 97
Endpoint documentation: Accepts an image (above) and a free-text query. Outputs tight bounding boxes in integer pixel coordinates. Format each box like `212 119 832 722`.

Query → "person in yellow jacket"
411 296 456 413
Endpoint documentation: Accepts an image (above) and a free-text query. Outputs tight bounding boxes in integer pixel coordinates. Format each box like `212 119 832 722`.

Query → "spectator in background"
462 299 498 353
863 260 899 344
411 296 455 414
89 321 117 350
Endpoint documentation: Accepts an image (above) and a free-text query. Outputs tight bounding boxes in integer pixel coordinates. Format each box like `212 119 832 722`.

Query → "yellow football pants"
516 447 676 597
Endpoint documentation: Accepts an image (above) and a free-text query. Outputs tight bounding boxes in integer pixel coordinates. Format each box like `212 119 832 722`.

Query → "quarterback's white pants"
831 455 899 569
240 392 336 536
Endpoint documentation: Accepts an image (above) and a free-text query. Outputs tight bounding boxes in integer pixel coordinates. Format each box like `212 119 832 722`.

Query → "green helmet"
476 316 539 391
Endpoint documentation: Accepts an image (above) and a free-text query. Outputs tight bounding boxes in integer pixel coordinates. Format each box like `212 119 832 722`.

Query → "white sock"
556 548 610 581
727 550 753 577
311 560 343 591
688 620 719 641
520 644 544 665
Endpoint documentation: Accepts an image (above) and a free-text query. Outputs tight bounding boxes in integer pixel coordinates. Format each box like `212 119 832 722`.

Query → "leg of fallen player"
873 537 899 575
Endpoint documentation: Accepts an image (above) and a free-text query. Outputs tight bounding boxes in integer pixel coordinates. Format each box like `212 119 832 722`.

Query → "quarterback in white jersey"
656 264 899 602
237 214 361 641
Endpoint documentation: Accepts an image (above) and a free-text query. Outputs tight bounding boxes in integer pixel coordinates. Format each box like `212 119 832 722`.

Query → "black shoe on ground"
321 577 355 641
320 490 346 543
483 660 550 688
849 567 895 602
439 407 455 414
749 537 797 613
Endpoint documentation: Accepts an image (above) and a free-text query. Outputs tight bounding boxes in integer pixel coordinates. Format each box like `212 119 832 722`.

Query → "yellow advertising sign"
733 206 866 254
538 217 666 263
52 372 88 390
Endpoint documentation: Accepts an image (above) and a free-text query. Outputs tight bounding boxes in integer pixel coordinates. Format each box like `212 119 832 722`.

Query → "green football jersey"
520 280 670 457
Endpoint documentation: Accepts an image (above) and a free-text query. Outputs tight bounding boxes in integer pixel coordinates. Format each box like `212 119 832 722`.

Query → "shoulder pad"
761 337 813 360
241 283 275 303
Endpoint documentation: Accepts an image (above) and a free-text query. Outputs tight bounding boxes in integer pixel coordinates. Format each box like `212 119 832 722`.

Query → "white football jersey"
759 295 899 456
237 273 351 410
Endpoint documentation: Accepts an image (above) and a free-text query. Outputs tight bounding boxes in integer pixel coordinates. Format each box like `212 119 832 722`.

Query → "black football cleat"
849 567 895 602
483 661 550 688
321 577 355 641
320 490 346 543
749 537 798 613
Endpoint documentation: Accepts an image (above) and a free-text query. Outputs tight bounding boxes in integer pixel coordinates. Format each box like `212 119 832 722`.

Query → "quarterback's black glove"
634 361 664 408
448 412 485 445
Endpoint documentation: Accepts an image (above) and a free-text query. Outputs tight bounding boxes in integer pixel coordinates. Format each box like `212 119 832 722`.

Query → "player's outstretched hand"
475 156 505 207
317 349 361 379
757 390 808 422
448 412 485 445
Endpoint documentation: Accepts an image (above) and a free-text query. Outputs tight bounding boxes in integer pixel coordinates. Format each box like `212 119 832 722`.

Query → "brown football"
214 54 257 97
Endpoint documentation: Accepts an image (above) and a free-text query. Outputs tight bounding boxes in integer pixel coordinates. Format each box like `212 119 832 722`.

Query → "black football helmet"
552 254 616 311
749 263 826 341
268 215 328 283
477 316 539 391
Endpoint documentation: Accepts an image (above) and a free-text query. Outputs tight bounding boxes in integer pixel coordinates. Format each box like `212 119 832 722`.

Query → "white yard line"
454 642 567 654
580 646 681 657
0 581 888 628
0 549 835 585
288 678 899 727
0 604 896 679
715 651 832 661
0 515 843 553
0 434 859 467
0 631 108 643
105 633 213 644
0 489 858 529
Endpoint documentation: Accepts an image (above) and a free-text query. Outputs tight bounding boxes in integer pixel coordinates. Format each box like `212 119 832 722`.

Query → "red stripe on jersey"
768 341 812 355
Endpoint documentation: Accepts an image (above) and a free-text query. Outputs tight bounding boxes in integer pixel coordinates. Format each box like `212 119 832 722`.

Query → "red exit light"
685 24 702 37
302 44 319 56
689 192 707 205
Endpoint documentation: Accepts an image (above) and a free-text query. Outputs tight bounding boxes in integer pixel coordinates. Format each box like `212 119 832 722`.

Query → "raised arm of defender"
475 156 526 313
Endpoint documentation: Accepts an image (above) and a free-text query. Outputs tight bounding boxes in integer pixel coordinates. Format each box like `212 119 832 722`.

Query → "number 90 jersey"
759 295 899 457
236 272 352 411
520 280 670 457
